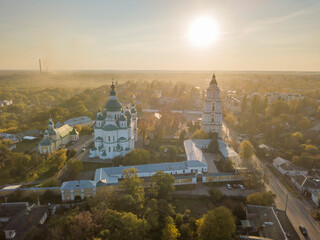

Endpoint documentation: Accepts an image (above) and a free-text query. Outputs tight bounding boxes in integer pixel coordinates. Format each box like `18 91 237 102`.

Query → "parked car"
82 147 86 152
232 184 238 189
226 184 232 190
238 184 245 190
299 225 308 236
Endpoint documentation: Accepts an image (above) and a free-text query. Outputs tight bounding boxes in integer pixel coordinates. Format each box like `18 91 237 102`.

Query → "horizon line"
0 69 320 73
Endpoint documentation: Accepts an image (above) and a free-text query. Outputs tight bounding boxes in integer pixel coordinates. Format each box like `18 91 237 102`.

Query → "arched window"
109 147 111 152
108 136 110 142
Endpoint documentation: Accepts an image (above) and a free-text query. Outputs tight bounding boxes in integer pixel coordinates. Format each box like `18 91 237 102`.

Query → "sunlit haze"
0 0 319 71
188 16 220 47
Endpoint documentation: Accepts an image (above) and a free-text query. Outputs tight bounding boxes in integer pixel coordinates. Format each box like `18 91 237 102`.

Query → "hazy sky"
0 0 319 71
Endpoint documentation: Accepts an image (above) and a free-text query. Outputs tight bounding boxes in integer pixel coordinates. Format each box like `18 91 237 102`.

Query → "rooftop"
273 157 307 172
0 202 29 219
246 205 299 240
61 180 96 191
4 205 49 240
94 160 207 184
64 116 92 126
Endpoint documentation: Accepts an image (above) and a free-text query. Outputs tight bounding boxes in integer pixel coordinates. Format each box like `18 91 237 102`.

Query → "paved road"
222 122 320 240
58 135 93 180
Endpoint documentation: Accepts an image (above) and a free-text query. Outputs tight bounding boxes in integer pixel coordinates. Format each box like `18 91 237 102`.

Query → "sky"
0 0 319 71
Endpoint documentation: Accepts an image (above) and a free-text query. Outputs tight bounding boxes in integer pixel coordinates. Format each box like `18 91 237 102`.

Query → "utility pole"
285 193 288 213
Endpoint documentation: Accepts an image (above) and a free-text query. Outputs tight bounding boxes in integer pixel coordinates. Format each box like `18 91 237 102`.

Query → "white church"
201 73 223 137
89 83 138 159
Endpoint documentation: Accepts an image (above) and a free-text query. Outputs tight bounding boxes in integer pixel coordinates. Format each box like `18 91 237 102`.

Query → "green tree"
123 149 150 165
179 129 187 143
250 95 261 114
196 206 235 240
100 209 149 240
162 217 180 240
241 94 247 113
69 211 98 240
150 172 175 201
208 189 223 205
66 160 84 179
167 147 178 162
208 138 219 153
247 191 276 206
291 132 303 144
240 140 254 161
120 168 145 214
192 129 208 139
47 149 67 170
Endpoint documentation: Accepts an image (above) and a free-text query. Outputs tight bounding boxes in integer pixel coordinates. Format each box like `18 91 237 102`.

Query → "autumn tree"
241 94 247 113
225 113 237 127
123 149 150 165
74 124 82 133
100 209 149 240
150 172 175 201
240 140 254 161
192 129 208 139
120 168 145 215
162 217 180 240
196 206 235 240
69 211 98 240
247 191 276 206
47 149 67 171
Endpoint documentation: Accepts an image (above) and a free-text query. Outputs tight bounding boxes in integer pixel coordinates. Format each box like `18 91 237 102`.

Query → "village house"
272 157 308 177
0 203 49 240
243 205 299 240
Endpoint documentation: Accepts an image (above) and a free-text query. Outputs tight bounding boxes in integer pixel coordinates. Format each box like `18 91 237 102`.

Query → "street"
222 122 320 240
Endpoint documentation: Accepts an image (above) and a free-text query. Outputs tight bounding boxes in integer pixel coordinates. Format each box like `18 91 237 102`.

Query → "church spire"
110 81 116 96
210 73 217 85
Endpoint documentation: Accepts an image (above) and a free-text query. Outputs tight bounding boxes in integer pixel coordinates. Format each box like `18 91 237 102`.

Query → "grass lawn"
174 197 214 217
14 140 40 153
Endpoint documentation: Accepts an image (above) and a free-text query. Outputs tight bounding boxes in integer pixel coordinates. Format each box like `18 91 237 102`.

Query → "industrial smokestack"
39 59 42 73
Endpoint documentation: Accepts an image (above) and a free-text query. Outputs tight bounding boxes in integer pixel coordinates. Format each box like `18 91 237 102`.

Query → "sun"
188 16 220 47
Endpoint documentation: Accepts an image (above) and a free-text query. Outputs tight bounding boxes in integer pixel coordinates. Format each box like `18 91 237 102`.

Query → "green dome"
96 114 104 120
105 83 122 112
70 127 78 135
48 129 56 135
105 99 122 112
39 138 54 146
119 114 126 121
103 124 118 131
125 110 131 119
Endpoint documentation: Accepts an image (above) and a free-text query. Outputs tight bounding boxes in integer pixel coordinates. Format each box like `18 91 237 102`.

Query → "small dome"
119 114 127 121
131 104 136 113
39 138 54 146
96 114 104 120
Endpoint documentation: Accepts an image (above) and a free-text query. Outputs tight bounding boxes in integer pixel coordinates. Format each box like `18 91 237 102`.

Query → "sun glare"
188 16 220 47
